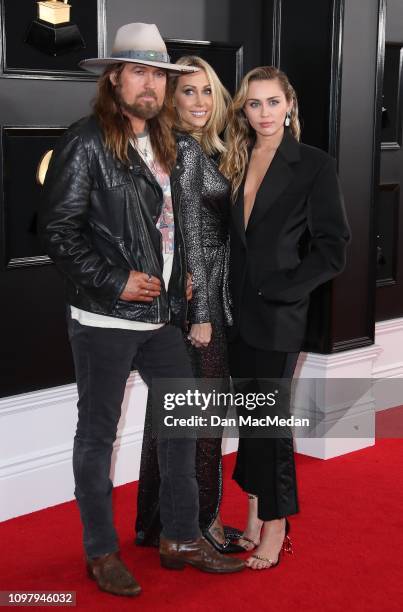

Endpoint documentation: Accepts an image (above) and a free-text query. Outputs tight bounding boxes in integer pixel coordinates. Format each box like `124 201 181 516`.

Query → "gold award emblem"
38 1 71 26
25 0 84 57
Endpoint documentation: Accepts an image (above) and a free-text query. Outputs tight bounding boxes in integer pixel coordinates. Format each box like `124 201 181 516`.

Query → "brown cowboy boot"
86 551 141 596
160 536 245 573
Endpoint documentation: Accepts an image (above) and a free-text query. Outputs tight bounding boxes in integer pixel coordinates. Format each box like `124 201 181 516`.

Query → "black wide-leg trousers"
68 317 200 558
228 336 300 521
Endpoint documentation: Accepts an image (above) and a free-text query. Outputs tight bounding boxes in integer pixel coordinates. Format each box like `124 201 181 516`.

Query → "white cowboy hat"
79 23 198 74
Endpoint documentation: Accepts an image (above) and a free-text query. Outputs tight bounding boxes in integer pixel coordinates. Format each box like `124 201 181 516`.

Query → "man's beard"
116 86 163 120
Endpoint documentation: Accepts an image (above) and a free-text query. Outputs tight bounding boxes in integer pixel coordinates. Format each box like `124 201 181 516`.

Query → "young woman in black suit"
220 66 350 569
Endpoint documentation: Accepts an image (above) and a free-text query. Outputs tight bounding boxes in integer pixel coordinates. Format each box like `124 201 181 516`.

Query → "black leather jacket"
40 115 199 327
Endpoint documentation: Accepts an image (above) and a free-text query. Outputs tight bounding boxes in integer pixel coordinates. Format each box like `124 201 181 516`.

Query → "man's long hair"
93 63 177 173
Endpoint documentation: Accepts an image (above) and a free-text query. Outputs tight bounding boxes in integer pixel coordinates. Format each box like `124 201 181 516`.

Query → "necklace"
129 133 152 163
135 132 152 162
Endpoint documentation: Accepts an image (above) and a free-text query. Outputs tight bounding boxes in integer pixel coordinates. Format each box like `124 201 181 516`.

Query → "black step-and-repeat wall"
376 0 403 321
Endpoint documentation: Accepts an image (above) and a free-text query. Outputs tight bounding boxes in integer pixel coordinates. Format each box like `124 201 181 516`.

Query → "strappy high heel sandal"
248 518 293 569
236 495 262 551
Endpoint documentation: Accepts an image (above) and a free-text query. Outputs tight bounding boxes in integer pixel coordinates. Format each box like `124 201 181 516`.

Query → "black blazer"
228 128 351 352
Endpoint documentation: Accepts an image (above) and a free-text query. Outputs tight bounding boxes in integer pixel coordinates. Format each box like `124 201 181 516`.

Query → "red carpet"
376 404 403 438
0 438 402 611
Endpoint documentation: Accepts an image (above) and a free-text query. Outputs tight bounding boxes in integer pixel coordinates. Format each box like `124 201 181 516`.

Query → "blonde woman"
221 66 350 569
136 56 243 554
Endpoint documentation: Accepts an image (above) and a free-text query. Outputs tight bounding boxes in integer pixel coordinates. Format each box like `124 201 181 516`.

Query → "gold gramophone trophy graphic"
25 1 85 56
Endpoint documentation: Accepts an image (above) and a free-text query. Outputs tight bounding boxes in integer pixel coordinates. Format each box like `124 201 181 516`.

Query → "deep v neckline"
231 130 300 245
243 148 277 230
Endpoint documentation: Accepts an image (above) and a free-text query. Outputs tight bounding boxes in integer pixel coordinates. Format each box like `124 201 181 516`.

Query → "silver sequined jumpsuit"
135 135 233 544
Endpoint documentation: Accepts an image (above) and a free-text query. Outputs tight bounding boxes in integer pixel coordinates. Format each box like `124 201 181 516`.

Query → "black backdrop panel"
381 43 403 149
376 1 403 321
0 0 104 78
0 126 74 398
376 177 403 320
1 127 65 268
376 183 399 285
262 0 340 154
278 0 334 152
0 265 75 398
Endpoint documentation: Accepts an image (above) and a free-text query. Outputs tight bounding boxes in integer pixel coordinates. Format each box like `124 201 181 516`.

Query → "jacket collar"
276 127 301 164
246 127 301 164
127 143 184 187
127 143 154 180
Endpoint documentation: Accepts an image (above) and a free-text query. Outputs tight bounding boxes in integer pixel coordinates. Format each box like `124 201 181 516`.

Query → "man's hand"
188 322 212 348
120 271 161 302
186 273 193 301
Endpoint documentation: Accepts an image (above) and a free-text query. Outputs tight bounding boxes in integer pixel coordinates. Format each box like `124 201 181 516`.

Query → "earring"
285 111 291 127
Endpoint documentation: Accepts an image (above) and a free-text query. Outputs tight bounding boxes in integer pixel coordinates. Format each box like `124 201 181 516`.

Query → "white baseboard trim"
294 437 375 459
373 317 403 411
0 372 147 522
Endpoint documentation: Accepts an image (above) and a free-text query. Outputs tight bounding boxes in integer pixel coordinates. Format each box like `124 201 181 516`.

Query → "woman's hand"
188 322 212 348
186 273 193 301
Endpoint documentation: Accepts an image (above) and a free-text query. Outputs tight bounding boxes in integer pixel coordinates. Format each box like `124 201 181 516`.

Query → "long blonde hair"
167 56 232 156
93 63 177 172
220 66 301 198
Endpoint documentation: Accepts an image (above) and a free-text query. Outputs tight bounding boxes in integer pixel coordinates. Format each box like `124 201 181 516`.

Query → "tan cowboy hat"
79 23 198 74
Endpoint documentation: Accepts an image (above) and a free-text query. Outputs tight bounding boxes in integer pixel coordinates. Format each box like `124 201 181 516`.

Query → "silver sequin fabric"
135 137 232 543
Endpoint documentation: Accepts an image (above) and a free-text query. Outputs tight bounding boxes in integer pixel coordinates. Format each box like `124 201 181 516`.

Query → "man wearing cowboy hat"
40 23 244 597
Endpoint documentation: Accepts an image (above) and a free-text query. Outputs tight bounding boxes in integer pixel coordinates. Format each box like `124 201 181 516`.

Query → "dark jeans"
228 335 300 521
68 317 200 558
